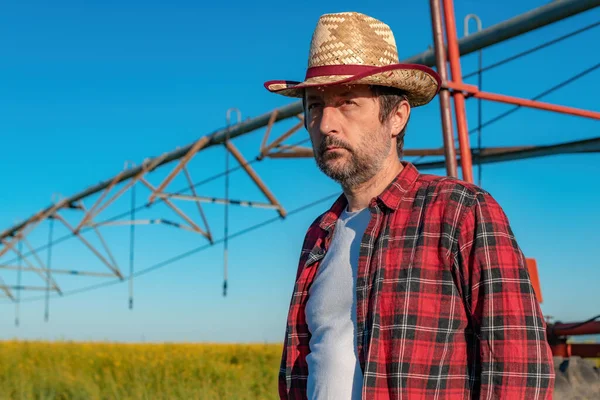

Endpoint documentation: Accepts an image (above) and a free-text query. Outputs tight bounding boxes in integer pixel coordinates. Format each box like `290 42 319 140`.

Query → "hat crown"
308 12 400 69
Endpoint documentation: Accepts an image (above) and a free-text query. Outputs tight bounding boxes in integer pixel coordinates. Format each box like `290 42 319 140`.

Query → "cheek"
347 127 369 148
308 130 321 149
307 113 321 131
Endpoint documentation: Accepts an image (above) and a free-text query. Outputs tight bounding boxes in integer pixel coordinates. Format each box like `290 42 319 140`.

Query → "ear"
390 99 411 139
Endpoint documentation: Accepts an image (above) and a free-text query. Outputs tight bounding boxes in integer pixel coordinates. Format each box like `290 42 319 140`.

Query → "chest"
304 221 363 332
302 207 457 295
296 206 464 338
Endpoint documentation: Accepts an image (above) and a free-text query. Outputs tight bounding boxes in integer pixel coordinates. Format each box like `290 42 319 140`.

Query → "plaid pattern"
279 162 554 399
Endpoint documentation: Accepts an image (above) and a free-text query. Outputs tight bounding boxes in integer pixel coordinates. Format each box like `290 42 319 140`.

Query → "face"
305 84 399 188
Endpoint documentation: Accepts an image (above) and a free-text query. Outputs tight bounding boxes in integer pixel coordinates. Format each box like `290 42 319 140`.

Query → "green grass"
0 340 282 400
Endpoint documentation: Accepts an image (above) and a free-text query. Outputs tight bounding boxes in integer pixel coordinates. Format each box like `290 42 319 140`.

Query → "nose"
319 106 340 136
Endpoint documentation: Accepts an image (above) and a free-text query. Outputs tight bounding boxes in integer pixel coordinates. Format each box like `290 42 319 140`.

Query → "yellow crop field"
0 340 282 400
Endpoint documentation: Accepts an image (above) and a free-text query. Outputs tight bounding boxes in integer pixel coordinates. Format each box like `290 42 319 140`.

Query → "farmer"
265 11 554 400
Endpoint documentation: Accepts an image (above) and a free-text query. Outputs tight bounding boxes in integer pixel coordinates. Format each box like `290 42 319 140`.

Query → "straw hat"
264 12 441 107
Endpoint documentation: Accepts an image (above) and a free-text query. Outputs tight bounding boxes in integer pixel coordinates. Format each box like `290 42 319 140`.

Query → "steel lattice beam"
1 0 599 306
3 0 597 242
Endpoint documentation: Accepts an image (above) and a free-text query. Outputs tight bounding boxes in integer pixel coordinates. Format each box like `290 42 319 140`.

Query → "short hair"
302 85 410 158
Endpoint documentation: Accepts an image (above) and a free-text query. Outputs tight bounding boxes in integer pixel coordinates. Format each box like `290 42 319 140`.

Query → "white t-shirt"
305 206 371 399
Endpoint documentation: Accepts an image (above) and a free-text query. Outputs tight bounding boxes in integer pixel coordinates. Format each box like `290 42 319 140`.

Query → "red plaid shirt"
279 162 554 399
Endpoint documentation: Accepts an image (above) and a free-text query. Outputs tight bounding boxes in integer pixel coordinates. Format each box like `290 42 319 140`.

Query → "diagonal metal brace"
225 141 287 218
53 213 124 279
2 239 62 295
0 276 15 301
140 177 211 239
148 136 211 204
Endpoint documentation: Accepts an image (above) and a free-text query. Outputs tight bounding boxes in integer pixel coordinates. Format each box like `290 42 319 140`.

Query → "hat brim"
264 64 441 107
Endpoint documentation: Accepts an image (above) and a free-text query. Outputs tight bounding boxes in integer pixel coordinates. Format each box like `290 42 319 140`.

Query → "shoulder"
300 192 345 245
304 212 326 238
413 172 506 225
415 172 484 208
416 172 486 201
295 211 327 256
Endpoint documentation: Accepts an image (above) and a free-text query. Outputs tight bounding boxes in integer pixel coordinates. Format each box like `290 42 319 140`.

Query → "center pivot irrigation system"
1 0 599 358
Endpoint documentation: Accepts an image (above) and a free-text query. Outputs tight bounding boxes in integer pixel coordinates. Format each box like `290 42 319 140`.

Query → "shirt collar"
318 161 420 232
378 161 420 211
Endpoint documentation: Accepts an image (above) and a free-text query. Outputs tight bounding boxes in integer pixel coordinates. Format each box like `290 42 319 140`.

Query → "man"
264 11 554 400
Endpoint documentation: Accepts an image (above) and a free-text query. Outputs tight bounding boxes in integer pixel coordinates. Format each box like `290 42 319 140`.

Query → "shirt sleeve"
279 223 319 400
278 327 288 399
456 191 555 399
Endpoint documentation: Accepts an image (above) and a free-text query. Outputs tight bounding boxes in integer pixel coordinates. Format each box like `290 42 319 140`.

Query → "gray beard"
314 132 391 189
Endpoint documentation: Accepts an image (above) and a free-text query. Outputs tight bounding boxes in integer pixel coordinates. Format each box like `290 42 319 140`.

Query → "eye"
344 99 357 106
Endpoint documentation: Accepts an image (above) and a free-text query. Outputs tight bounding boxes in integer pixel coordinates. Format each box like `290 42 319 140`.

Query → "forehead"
304 84 373 100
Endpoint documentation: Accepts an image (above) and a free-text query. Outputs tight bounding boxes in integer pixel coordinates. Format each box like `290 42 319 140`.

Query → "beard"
313 128 391 189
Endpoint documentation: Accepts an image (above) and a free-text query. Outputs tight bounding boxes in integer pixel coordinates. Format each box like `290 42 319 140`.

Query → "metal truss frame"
1 0 599 349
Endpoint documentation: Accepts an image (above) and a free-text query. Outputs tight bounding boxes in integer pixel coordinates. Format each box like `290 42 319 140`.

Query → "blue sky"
1 0 599 343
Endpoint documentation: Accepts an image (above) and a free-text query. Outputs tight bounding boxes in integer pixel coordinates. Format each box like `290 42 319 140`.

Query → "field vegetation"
0 340 282 400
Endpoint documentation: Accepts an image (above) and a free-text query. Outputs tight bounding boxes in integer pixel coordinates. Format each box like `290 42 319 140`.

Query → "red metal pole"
430 0 459 178
442 0 474 183
474 91 600 120
550 343 600 358
550 321 600 337
444 81 600 119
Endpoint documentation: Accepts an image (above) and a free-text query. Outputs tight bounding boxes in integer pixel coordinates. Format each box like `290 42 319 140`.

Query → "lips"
323 147 347 157
320 140 350 157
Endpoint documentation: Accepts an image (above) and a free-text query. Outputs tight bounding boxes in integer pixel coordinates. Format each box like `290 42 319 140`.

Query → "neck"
343 158 404 212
